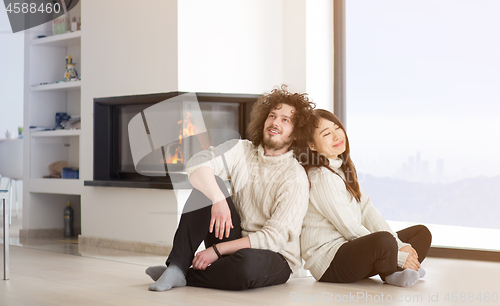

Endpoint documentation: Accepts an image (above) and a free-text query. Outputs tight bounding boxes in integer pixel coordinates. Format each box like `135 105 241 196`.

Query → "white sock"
148 264 186 291
418 267 426 278
385 269 420 287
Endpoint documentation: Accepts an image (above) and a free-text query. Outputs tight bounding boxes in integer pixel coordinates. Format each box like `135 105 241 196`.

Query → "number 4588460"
5 2 61 14
443 292 498 303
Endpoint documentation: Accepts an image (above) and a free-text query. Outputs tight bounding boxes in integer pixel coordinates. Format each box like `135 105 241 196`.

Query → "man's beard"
263 130 294 151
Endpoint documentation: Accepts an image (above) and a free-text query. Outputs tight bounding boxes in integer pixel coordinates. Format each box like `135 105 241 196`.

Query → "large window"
346 0 500 250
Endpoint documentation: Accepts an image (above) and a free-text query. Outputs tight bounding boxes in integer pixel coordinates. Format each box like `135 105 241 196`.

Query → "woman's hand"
400 245 420 271
400 245 419 259
192 247 219 270
210 199 233 239
403 252 420 271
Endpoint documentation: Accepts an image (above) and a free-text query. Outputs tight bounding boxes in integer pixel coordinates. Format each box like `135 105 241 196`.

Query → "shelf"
28 178 82 195
31 31 81 48
31 129 81 137
31 80 81 92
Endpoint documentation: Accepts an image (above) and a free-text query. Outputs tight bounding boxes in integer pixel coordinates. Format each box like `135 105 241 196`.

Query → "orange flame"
167 112 197 164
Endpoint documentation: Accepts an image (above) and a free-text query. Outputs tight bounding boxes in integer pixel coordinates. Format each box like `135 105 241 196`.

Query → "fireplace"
84 92 259 189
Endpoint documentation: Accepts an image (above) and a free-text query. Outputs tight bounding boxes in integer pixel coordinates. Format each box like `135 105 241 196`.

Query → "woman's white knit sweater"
300 158 410 280
186 139 309 272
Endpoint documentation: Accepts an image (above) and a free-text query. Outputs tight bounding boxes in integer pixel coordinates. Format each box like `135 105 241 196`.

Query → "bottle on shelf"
71 17 77 32
64 201 74 237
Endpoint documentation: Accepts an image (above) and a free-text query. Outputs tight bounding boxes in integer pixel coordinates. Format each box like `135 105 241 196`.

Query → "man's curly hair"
247 85 316 152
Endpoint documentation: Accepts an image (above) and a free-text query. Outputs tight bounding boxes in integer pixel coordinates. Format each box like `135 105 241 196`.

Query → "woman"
298 109 432 287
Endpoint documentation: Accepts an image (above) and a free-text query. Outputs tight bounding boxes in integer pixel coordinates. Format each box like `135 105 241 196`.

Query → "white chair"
0 139 23 225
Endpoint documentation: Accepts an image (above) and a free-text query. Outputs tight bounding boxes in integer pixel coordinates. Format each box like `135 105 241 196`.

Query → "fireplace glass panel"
117 101 239 178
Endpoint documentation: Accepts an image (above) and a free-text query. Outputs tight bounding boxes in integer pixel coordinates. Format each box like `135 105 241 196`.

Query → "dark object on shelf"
62 167 79 179
64 202 74 237
56 113 70 129
60 116 81 129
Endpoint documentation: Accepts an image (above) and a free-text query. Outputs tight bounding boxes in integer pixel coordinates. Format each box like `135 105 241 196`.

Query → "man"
147 85 315 291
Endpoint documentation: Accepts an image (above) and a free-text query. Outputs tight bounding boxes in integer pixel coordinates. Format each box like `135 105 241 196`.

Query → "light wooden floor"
1 244 500 306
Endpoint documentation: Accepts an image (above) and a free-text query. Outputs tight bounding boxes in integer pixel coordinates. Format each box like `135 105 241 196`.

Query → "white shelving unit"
22 2 83 235
27 26 82 181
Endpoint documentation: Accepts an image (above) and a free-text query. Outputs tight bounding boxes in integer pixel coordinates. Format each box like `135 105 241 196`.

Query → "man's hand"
210 199 233 239
400 245 419 259
192 247 219 270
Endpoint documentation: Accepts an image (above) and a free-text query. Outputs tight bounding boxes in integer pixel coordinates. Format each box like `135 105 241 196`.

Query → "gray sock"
385 269 420 287
148 264 186 291
145 265 167 281
418 267 426 278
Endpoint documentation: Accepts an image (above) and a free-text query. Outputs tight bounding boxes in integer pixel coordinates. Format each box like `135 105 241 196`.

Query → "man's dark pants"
166 176 292 290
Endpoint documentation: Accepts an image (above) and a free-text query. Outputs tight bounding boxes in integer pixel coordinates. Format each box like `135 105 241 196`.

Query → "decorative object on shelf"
64 55 79 81
17 127 23 139
56 112 71 129
71 17 77 32
64 201 74 237
5 130 11 139
77 17 81 30
62 167 79 179
52 0 70 35
61 116 81 130
43 160 69 178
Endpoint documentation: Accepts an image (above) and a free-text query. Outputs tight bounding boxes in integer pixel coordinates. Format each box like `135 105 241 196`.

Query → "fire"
167 112 198 164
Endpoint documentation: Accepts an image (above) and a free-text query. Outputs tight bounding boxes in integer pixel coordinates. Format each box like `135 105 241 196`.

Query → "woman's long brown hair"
296 109 362 202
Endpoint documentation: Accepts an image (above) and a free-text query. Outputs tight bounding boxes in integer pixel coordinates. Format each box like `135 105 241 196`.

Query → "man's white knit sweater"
301 158 410 280
186 139 309 272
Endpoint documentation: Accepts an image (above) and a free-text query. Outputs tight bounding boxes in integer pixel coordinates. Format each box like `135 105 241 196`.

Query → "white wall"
178 0 284 94
283 0 306 93
81 0 180 244
178 0 333 98
0 8 24 139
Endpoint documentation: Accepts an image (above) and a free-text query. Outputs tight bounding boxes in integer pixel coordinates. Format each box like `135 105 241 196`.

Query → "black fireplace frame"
84 91 259 189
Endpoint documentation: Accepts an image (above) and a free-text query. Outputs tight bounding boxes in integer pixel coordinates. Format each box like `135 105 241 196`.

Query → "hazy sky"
345 0 500 182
